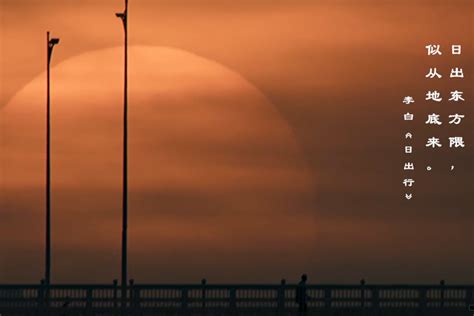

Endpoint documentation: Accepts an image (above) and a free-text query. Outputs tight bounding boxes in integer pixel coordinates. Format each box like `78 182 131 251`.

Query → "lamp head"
47 36 60 63
49 38 60 45
115 11 127 30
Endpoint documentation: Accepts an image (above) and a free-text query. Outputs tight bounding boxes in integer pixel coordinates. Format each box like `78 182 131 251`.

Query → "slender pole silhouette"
115 0 128 310
45 31 59 289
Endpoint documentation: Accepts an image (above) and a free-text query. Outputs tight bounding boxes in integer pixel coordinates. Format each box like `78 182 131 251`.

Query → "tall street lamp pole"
45 31 59 289
116 0 128 310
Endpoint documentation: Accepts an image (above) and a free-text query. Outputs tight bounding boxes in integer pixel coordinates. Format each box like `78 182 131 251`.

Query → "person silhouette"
295 274 309 314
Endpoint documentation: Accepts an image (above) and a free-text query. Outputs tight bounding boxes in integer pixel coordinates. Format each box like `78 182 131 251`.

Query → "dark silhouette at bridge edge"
0 276 472 316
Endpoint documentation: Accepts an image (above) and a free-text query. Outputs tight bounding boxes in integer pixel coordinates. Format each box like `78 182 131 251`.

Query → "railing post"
278 279 286 313
201 278 207 312
129 279 134 314
113 279 119 314
230 287 237 311
46 279 51 313
38 279 45 310
135 286 141 310
466 286 473 311
419 287 427 312
131 281 140 313
324 287 331 310
372 287 379 312
181 288 189 310
440 280 445 309
43 278 50 311
360 279 366 308
86 287 93 316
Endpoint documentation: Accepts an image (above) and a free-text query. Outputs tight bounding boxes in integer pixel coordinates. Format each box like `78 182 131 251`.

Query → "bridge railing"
0 279 472 313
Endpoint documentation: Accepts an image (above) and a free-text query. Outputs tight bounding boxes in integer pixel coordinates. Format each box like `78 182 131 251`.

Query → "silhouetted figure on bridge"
296 274 309 315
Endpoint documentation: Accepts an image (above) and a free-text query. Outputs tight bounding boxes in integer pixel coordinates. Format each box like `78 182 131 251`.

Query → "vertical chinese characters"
402 44 466 200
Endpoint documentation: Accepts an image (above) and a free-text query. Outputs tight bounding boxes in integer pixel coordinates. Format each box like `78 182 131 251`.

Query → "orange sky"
0 0 473 284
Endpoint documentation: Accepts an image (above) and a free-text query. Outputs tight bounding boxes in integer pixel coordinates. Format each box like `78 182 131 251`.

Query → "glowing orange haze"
0 0 472 284
1 46 317 283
